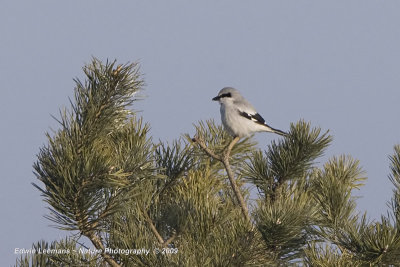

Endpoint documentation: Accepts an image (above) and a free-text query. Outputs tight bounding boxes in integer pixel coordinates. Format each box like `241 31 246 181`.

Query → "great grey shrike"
212 87 287 138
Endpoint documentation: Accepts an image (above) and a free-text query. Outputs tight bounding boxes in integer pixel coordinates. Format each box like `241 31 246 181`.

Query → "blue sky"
1 1 400 265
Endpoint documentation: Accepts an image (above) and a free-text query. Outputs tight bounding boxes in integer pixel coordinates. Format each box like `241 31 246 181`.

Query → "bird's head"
212 87 241 104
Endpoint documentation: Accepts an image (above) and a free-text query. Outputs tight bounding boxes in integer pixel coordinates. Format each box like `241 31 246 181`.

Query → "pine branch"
221 137 251 223
87 232 120 267
192 136 251 224
389 145 400 228
143 210 165 245
32 59 147 266
244 120 331 201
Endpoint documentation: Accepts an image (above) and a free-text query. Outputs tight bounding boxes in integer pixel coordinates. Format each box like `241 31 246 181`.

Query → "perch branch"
192 136 251 224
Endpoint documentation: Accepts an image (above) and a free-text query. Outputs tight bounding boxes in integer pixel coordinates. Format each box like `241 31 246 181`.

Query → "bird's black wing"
238 110 266 125
238 110 288 136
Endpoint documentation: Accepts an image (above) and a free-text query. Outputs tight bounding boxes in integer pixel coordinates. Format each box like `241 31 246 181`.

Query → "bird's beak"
212 95 220 101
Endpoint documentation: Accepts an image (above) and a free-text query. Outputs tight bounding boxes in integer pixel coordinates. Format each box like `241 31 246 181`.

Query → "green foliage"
304 243 362 267
389 145 400 230
267 121 331 183
244 121 331 198
154 139 194 198
308 152 400 266
333 215 400 265
32 59 148 234
162 167 267 266
22 59 400 266
254 181 318 263
311 155 365 228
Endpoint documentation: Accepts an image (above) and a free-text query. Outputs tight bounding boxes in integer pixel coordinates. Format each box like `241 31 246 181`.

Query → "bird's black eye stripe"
212 92 232 101
219 93 232 98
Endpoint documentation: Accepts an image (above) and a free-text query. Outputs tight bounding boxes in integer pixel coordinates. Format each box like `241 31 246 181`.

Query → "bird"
212 87 287 138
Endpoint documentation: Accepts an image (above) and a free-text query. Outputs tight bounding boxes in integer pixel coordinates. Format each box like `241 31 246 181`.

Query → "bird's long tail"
264 124 289 137
272 127 289 137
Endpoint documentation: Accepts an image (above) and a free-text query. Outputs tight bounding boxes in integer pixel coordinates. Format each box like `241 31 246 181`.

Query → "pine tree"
16 59 400 266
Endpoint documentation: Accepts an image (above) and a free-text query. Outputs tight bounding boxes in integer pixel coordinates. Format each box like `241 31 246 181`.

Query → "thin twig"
192 136 221 161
